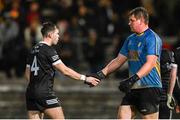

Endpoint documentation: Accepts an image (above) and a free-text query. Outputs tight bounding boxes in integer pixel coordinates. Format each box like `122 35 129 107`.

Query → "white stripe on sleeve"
52 60 63 65
171 63 178 68
26 64 30 68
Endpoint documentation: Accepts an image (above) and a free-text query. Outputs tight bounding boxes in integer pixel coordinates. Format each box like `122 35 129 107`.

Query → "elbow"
151 60 157 68
153 63 156 68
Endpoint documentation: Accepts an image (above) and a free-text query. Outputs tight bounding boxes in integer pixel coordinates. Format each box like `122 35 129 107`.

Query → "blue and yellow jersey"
119 28 162 89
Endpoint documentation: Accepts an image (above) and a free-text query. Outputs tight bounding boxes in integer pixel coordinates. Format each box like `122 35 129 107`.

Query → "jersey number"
31 56 39 76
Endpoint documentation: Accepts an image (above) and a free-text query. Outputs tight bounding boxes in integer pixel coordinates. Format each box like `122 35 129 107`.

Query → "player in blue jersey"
90 7 162 119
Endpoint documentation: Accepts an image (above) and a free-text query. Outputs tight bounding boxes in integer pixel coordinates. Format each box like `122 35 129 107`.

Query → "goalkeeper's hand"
90 71 106 80
118 74 140 93
167 94 176 109
85 71 106 87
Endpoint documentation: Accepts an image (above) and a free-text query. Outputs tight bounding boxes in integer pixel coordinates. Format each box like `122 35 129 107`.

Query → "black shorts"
121 87 161 115
159 102 172 119
26 95 61 112
174 78 180 105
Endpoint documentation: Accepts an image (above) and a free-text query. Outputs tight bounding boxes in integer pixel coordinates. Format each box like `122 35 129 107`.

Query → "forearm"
25 67 30 82
136 55 157 78
136 62 155 78
168 78 176 95
102 59 120 76
62 67 82 80
55 63 84 81
168 67 177 95
102 54 127 76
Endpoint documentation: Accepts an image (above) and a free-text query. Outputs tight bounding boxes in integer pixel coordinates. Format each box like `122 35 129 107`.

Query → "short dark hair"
129 7 149 24
41 22 56 37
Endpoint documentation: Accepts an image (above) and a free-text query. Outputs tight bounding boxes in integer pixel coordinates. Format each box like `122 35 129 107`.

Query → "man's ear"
47 33 52 38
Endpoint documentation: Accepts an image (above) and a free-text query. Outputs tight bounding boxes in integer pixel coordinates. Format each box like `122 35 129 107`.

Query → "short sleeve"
145 34 161 56
48 48 63 65
119 38 129 57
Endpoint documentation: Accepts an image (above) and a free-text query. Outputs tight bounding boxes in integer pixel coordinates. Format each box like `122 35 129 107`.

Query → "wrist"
131 74 140 82
80 75 87 81
167 94 173 98
97 71 106 80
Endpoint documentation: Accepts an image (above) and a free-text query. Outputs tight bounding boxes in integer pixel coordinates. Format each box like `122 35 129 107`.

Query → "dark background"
0 0 180 119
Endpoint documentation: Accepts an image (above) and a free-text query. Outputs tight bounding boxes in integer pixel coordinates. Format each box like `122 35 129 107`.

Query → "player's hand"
118 74 140 93
84 77 100 87
167 94 176 109
85 71 106 87
89 71 106 80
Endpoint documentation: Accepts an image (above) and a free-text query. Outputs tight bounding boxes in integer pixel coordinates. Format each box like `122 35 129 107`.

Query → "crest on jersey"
138 42 141 47
52 55 59 61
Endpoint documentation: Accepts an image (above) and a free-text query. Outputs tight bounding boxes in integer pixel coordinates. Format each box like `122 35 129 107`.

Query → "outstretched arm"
101 54 127 76
54 62 83 80
54 62 100 86
84 53 127 87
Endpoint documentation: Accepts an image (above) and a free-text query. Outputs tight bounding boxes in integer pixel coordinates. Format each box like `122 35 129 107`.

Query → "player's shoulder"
174 47 180 57
32 43 53 55
38 43 53 51
172 47 180 54
145 28 157 37
146 29 162 42
176 47 180 51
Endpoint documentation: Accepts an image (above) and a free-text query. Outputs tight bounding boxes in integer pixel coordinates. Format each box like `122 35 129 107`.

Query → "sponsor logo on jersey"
128 50 139 61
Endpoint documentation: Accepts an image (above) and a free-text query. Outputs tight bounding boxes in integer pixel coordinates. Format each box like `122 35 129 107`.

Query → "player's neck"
42 38 52 46
137 25 149 34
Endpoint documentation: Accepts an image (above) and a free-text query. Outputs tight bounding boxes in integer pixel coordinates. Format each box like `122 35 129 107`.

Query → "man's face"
50 28 60 45
128 15 142 33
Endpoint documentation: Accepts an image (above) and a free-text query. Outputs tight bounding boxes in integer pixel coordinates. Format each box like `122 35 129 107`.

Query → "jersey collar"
39 41 50 46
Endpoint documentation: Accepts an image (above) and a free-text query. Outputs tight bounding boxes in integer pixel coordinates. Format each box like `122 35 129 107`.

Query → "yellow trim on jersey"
136 32 144 36
155 61 161 78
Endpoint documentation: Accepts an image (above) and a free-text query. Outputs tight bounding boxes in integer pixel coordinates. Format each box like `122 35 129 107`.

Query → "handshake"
84 71 106 87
